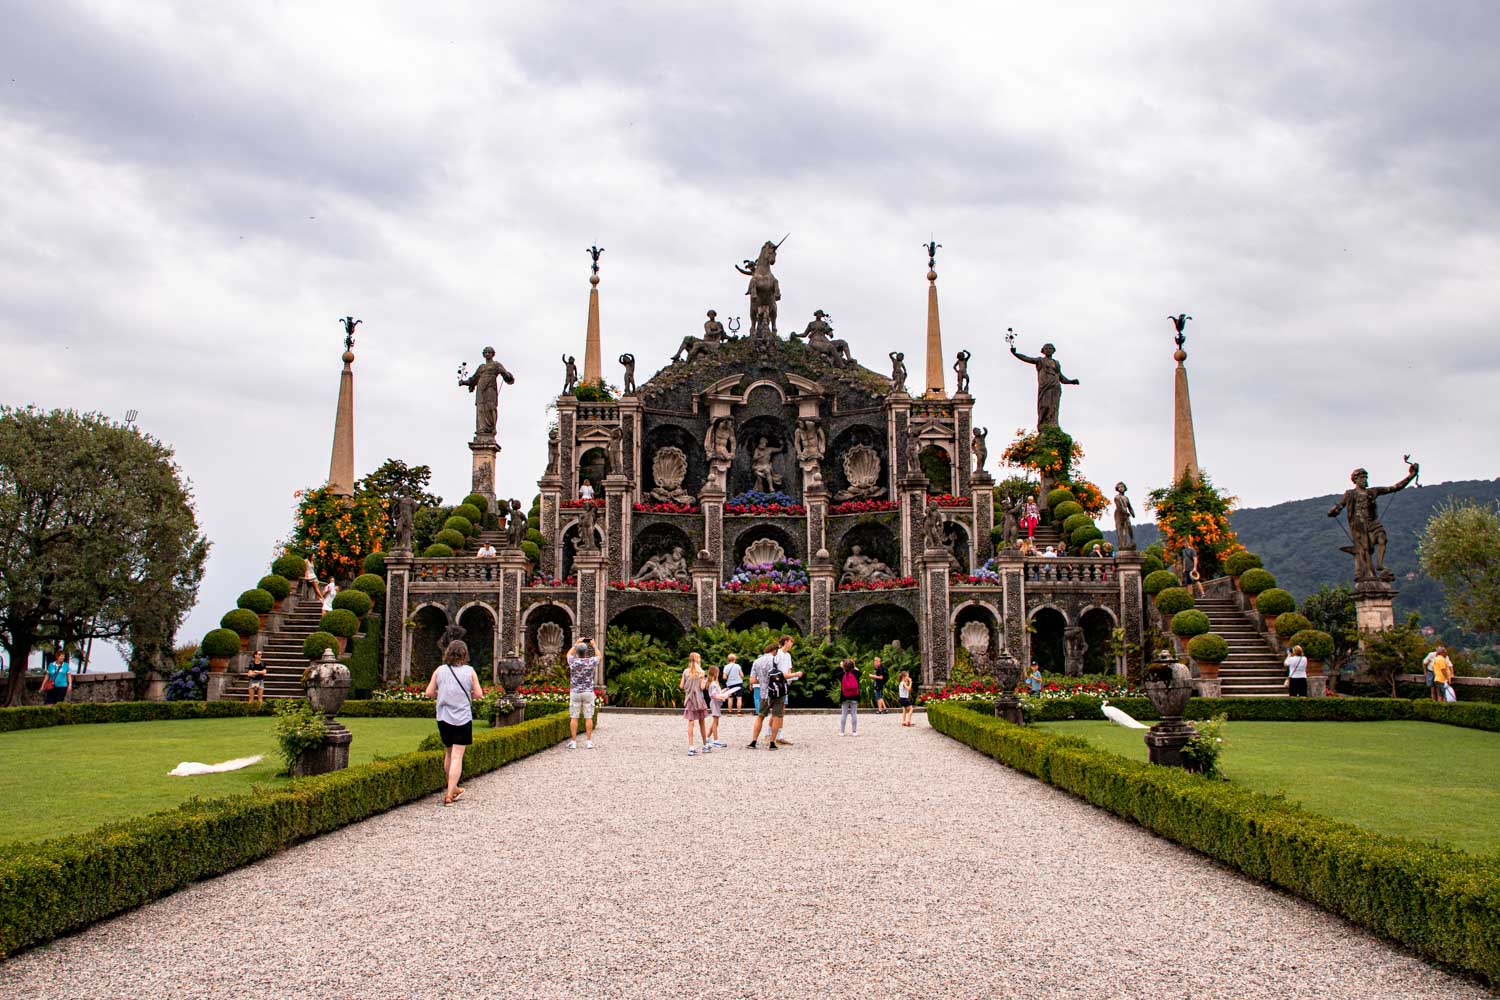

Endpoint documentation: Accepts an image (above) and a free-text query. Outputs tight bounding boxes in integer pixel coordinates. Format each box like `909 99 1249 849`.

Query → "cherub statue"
953 349 971 394
972 426 988 473
889 351 907 392
619 353 636 394
562 354 579 393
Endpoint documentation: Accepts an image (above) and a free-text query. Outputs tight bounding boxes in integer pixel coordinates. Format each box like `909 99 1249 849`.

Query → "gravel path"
1 712 1487 999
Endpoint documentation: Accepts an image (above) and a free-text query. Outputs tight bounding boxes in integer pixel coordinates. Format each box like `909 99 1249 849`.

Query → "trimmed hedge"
1061 512 1093 535
236 588 274 615
257 574 292 601
1045 487 1075 510
1289 629 1335 660
363 551 386 576
319 609 360 638
1224 550 1263 576
1187 632 1229 663
442 515 474 537
271 553 306 580
1155 587 1195 615
331 589 373 619
0 713 570 957
1141 554 1165 575
1053 500 1084 522
1143 570 1179 597
351 573 386 598
423 543 454 558
1170 609 1211 637
348 616 382 693
433 528 466 550
1007 694 1500 731
928 702 1500 984
1238 568 1277 595
220 608 261 637
201 628 241 657
520 541 540 564
462 494 490 513
452 503 484 526
1254 588 1295 616
1273 612 1313 640
303 631 340 659
525 528 545 549
1070 524 1103 548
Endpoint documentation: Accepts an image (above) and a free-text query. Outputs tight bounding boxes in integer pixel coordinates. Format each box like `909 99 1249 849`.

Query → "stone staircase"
1030 522 1064 551
1193 595 1287 697
224 594 329 701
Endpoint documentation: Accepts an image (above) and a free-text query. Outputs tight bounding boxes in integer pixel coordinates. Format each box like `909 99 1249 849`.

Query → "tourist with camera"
566 638 599 749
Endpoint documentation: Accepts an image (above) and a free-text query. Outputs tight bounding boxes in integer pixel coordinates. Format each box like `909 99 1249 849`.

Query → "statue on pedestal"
889 351 907 393
704 417 737 491
1008 336 1078 430
458 347 515 437
905 433 923 480
1000 499 1022 551
392 495 418 551
735 237 785 338
619 353 636 394
1113 482 1136 552
562 354 579 393
751 437 784 492
636 545 690 585
576 502 600 553
505 498 528 548
922 505 947 551
794 418 827 488
953 349 971 394
792 310 853 364
1328 459 1419 581
972 427 988 474
1064 625 1087 676
673 310 732 364
607 425 626 475
546 426 560 476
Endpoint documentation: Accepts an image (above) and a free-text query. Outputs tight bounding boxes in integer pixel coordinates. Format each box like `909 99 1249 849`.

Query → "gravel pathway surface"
1 712 1488 999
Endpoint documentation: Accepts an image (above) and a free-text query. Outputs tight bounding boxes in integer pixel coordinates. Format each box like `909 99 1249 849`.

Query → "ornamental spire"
583 245 604 383
922 240 945 398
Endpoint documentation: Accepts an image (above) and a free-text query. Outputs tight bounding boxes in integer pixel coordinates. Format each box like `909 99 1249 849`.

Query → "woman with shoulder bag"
1284 644 1308 697
424 639 484 806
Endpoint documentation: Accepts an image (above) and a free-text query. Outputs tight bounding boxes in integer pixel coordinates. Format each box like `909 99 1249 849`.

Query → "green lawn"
0 716 438 846
1039 720 1500 854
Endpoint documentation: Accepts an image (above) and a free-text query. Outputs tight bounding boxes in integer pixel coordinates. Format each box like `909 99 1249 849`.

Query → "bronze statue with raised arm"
1328 460 1419 581
1009 340 1078 430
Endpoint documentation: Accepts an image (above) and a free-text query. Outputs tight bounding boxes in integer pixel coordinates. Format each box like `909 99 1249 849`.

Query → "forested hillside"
1113 478 1500 642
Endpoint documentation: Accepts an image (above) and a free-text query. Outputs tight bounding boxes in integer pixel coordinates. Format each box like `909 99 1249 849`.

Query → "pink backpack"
841 670 860 699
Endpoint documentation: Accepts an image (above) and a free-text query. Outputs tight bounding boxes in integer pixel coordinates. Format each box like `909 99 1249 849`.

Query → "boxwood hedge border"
927 702 1500 984
0 698 570 734
0 712 571 957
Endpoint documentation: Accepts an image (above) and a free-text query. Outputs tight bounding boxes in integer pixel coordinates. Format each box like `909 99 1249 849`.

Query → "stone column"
384 551 414 683
809 548 836 638
998 550 1026 663
1116 552 1145 678
496 548 529 681
917 544 953 688
953 400 973 498
970 472 994 564
1354 580 1397 636
692 549 719 627
616 397 643 488
701 487 726 581
887 394 913 496
899 475 927 577
556 398 579 499
538 473 563 578
604 473 633 582
469 436 499 512
804 486 829 561
573 550 609 686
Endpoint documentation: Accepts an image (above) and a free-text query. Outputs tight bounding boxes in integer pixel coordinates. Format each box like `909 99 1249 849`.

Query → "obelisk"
327 317 359 496
583 245 604 383
923 241 945 398
1171 316 1200 484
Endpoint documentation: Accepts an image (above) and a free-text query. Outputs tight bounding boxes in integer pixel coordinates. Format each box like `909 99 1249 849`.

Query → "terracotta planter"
1193 659 1222 679
239 635 251 651
258 613 269 630
1244 592 1259 611
335 636 349 654
272 598 285 613
208 656 230 673
1263 613 1279 633
1306 658 1325 677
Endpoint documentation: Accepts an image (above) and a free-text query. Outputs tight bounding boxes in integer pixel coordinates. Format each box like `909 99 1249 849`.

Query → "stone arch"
609 605 688 644
732 522 801 569
640 422 708 499
919 444 953 495
942 520 971 574
733 413 794 498
728 608 801 634
409 603 449 683
577 446 609 492
457 603 495 675
1028 605 1068 673
524 603 574 676
835 521 900 578
827 423 886 500
632 522 694 579
952 601 1002 664
840 603 919 651
740 379 789 402
1079 606 1118 674
560 519 607 579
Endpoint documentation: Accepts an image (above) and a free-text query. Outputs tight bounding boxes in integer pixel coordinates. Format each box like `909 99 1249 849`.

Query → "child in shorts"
706 665 731 749
898 671 915 727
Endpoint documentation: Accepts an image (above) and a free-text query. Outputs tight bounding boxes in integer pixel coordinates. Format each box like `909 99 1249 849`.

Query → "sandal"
453 788 466 802
442 794 455 806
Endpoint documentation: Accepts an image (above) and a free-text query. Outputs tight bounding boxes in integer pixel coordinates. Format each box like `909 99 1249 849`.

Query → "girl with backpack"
681 652 712 755
837 658 861 736
898 671 915 727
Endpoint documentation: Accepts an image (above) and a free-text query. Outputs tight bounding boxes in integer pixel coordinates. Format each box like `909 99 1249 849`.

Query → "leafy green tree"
1418 500 1500 637
1300 584 1360 675
0 408 208 705
356 458 443 531
1361 612 1431 697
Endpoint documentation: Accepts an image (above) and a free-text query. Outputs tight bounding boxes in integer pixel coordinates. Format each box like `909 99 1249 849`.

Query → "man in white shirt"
747 636 802 750
475 542 497 558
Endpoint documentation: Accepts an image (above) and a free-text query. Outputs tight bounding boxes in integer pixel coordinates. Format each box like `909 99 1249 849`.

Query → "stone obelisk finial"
328 317 360 496
583 245 604 383
1170 314 1200 484
922 240 945 398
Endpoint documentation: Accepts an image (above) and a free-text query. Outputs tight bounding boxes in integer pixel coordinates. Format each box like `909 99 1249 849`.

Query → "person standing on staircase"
246 650 266 706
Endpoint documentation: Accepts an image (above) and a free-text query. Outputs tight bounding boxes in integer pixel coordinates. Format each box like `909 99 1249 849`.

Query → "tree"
1418 499 1500 637
355 458 443 531
1146 470 1244 580
288 484 386 584
1361 612 1431 697
0 408 208 706
1301 584 1360 675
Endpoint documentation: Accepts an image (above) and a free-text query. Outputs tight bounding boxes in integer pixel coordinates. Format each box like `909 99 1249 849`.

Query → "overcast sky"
3 1 1497 667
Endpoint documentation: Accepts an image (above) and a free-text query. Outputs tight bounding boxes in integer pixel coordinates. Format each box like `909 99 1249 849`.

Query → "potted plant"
258 574 292 612
331 588 373 621
220 608 261 651
1187 631 1229 681
319 609 360 653
1237 568 1277 611
1170 609 1211 639
1272 612 1313 651
303 631 340 661
1289 628 1334 679
1252 588 1295 634
201 628 241 672
1223 550 1262 592
237 587 276 630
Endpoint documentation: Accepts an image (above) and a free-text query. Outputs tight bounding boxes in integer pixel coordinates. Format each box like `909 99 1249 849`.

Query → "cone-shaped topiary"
303 631 340 659
258 574 291 601
319 608 360 638
423 543 454 558
433 529 466 550
236 588 274 615
332 589 373 619
1255 588 1296 616
363 551 386 576
1274 612 1313 639
201 628 241 658
1187 632 1230 663
1143 570 1179 596
272 553 306 580
1239 568 1277 596
1171 609 1212 637
1155 587 1195 615
1288 629 1334 660
220 608 261 637
351 573 386 597
1225 550 1264 577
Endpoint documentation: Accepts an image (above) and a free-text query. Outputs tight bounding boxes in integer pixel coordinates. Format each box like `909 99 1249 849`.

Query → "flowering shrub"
1182 713 1228 777
371 683 430 702
919 675 1143 706
289 484 387 584
953 558 1001 585
529 573 576 587
610 579 691 592
516 684 607 705
726 558 809 594
561 498 605 509
633 501 699 514
1002 425 1081 481
725 490 806 515
830 499 897 515
165 651 211 701
917 682 1006 705
928 493 972 508
1147 470 1244 579
837 576 916 592
1063 478 1108 517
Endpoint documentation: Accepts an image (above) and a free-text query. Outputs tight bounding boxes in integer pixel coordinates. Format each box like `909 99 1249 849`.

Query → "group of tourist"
301 559 339 611
1424 646 1457 703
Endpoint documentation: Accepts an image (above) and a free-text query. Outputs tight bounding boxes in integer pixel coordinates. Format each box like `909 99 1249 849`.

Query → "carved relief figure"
636 545 690 585
953 349 971 394
562 354 579 393
1009 341 1079 430
905 433 923 480
889 351 907 393
1113 482 1136 552
472 460 493 497
703 417 738 492
972 426 988 474
648 446 694 504
619 353 636 394
751 437 784 492
459 346 515 437
794 417 827 488
840 544 895 585
836 444 885 501
1328 460 1419 581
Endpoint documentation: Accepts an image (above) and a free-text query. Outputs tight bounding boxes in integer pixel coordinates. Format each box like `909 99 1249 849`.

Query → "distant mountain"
1110 478 1500 643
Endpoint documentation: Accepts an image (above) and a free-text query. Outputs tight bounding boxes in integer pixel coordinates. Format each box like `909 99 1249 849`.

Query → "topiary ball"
220 608 261 637
526 528 545 548
1239 568 1277 596
1224 550 1264 577
1053 501 1084 522
351 573 387 598
1187 632 1230 663
236 588 274 615
433 529 466 550
423 543 454 558
520 540 540 564
462 494 490 513
1062 512 1093 535
1143 569 1180 596
319 608 360 638
1171 609 1212 637
1070 524 1103 548
363 551 386 576
201 628 242 658
1046 487 1076 510
442 515 475 537
272 553 307 580
1274 612 1313 640
453 503 484 526
332 588 373 619
1155 587 1195 616
1141 554 1165 575
303 631 340 660
1255 588 1296 616
258 574 292 601
1288 629 1334 660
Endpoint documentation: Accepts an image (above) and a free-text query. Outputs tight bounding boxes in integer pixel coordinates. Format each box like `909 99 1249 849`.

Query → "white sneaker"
838 731 846 737
567 741 577 749
851 731 859 737
586 740 594 749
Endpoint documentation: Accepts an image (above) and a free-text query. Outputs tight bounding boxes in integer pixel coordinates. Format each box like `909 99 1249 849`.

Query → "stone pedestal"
917 544 954 688
692 550 719 627
206 673 233 702
809 548 836 638
1194 663 1221 698
1354 580 1397 637
997 550 1027 663
143 671 166 702
970 472 994 563
1145 721 1194 768
574 550 609 685
1116 552 1146 677
497 548 530 676
700 487 726 573
469 436 500 511
384 550 414 682
805 487 829 561
538 473 563 575
993 695 1024 726
604 474 633 581
294 721 352 777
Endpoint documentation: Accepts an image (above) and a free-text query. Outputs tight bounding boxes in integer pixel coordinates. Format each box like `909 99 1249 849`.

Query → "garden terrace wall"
0 712 571 957
926 702 1500 985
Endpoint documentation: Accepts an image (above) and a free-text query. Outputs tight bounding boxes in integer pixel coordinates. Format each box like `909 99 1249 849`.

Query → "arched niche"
733 413 793 498
632 522 694 578
609 605 688 645
577 446 609 493
409 604 449 683
458 604 495 674
728 608 801 634
840 603 919 651
920 444 953 495
561 520 607 579
641 422 708 499
943 520 971 574
1029 606 1067 673
836 521 900 579
827 424 886 500
953 602 1001 661
1080 606 1118 674
524 603 574 677
731 522 801 569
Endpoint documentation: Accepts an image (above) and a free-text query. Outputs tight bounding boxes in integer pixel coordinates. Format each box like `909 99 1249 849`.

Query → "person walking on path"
871 656 889 714
682 652 712 755
1431 646 1455 702
424 639 483 806
42 649 71 705
770 635 801 747
897 672 915 727
245 650 266 706
723 653 745 715
566 639 599 749
747 642 774 722
706 665 730 748
837 658 861 736
748 638 801 750
1284 644 1309 697
1422 648 1439 702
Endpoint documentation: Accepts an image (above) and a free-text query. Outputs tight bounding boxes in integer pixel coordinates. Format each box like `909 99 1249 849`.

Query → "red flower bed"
633 502 700 514
952 573 1002 586
723 580 808 594
830 499 898 515
561 498 605 509
837 576 916 591
916 682 1005 705
529 574 576 587
725 503 807 516
928 493 972 508
609 579 691 592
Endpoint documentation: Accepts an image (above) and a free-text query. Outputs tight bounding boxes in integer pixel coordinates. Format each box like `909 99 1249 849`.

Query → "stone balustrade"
577 403 620 421
1024 557 1117 585
412 557 503 583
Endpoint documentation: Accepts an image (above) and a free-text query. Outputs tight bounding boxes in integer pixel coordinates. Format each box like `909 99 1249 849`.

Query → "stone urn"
305 649 351 717
493 656 528 727
1143 652 1195 768
991 650 1025 726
